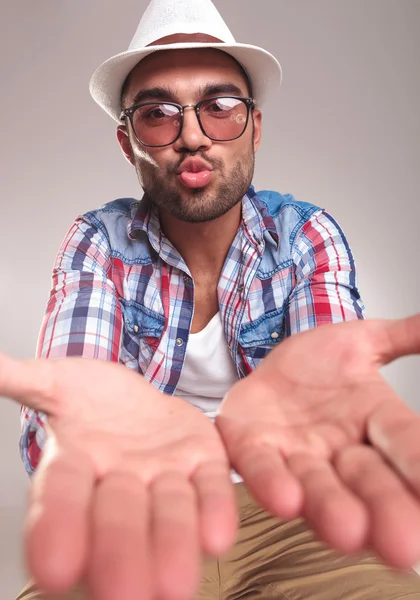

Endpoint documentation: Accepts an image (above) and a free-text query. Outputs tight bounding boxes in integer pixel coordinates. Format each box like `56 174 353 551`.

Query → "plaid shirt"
20 186 365 475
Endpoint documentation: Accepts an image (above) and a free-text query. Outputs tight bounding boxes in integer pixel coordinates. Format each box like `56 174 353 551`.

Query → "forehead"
126 48 248 98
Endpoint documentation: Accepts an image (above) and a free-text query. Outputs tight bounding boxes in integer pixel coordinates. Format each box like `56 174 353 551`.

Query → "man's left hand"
217 314 420 568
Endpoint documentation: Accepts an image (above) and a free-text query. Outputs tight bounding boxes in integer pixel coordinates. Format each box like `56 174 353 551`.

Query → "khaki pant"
16 483 420 599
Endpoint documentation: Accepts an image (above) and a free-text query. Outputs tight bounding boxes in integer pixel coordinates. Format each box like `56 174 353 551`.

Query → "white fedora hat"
89 0 282 123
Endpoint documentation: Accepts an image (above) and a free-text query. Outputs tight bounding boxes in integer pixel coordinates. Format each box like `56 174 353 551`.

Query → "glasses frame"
119 96 255 148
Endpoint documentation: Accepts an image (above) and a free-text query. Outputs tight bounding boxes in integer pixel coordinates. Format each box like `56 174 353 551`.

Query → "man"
5 0 420 599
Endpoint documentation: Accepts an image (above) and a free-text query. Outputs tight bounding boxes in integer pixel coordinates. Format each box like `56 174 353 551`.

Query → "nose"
173 105 212 153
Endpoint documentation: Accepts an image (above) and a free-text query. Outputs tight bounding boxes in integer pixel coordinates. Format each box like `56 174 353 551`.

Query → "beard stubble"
134 142 255 224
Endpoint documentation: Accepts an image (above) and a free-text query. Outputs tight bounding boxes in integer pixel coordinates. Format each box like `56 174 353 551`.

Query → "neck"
159 203 242 279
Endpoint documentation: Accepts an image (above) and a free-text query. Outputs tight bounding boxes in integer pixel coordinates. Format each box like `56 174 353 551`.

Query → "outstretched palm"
0 357 236 600
217 314 420 568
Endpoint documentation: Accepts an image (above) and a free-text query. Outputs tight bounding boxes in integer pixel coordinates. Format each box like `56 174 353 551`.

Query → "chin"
188 186 209 195
178 181 213 194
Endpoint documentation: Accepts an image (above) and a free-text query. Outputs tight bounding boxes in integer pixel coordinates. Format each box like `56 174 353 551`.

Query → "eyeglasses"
120 96 255 148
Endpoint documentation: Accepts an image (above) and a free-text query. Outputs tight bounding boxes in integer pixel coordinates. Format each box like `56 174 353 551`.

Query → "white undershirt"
175 312 242 483
175 312 239 417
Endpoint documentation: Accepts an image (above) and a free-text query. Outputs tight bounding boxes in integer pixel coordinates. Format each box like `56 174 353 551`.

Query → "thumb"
0 353 57 414
376 314 420 365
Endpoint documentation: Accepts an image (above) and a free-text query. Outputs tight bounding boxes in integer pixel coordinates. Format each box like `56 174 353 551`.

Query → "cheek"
132 145 160 169
228 137 254 163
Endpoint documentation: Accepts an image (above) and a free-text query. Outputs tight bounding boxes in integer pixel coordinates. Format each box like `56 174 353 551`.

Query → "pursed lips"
177 158 214 188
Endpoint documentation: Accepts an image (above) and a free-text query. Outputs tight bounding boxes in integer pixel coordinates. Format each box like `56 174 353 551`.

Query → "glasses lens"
132 103 181 146
199 97 249 141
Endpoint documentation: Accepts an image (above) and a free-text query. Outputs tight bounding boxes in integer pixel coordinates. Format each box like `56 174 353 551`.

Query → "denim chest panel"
238 264 293 366
120 299 165 373
236 192 320 371
89 202 166 375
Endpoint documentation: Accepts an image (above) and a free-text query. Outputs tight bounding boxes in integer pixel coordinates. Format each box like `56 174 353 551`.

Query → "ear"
252 109 262 153
116 125 135 165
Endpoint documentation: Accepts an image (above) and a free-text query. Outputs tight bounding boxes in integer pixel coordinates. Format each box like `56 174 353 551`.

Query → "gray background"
0 0 419 596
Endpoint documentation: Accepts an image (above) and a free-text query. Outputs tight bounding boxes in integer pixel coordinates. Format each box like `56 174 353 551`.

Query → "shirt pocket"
246 262 294 320
238 307 285 367
119 299 165 372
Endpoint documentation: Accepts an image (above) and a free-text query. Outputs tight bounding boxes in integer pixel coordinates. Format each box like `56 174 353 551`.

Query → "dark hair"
120 50 253 110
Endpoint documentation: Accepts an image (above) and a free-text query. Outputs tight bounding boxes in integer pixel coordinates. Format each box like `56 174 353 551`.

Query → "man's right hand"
0 354 237 600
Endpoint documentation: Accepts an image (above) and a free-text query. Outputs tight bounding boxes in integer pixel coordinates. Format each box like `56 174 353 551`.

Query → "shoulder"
255 188 349 242
254 189 354 269
255 188 323 249
256 189 322 220
83 198 138 229
82 197 139 243
69 198 150 262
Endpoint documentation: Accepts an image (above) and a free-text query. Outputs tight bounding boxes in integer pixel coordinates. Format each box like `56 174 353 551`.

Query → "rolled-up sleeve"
20 215 123 475
285 210 365 336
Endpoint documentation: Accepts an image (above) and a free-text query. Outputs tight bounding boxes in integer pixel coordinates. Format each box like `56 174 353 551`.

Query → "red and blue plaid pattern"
20 189 365 475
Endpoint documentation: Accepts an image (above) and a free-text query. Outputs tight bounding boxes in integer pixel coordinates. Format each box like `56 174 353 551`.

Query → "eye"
146 107 166 120
138 103 179 121
207 101 224 113
204 97 243 116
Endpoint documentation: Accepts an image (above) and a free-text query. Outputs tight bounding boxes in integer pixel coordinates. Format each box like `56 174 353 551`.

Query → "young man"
7 0 420 599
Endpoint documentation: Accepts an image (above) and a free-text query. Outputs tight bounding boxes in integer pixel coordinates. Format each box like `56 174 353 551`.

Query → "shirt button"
271 332 280 340
183 274 189 283
238 284 244 293
133 325 139 334
175 338 184 347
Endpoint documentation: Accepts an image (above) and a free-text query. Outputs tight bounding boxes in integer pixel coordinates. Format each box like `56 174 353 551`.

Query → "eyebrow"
130 82 246 106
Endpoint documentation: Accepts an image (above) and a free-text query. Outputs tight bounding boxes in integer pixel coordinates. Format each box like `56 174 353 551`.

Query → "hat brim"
89 42 282 123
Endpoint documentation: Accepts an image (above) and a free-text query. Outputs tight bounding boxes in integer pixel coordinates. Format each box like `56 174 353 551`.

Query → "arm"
9 220 235 599
20 216 123 475
285 210 365 335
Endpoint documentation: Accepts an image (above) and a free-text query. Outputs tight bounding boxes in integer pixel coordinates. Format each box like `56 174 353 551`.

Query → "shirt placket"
220 233 264 378
145 232 194 394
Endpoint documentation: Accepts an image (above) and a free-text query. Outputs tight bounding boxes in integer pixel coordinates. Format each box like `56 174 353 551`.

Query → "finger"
336 445 420 568
192 462 238 556
25 438 94 594
151 473 200 600
368 399 420 495
229 442 303 519
288 453 368 553
88 472 152 600
374 314 420 364
0 354 57 414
